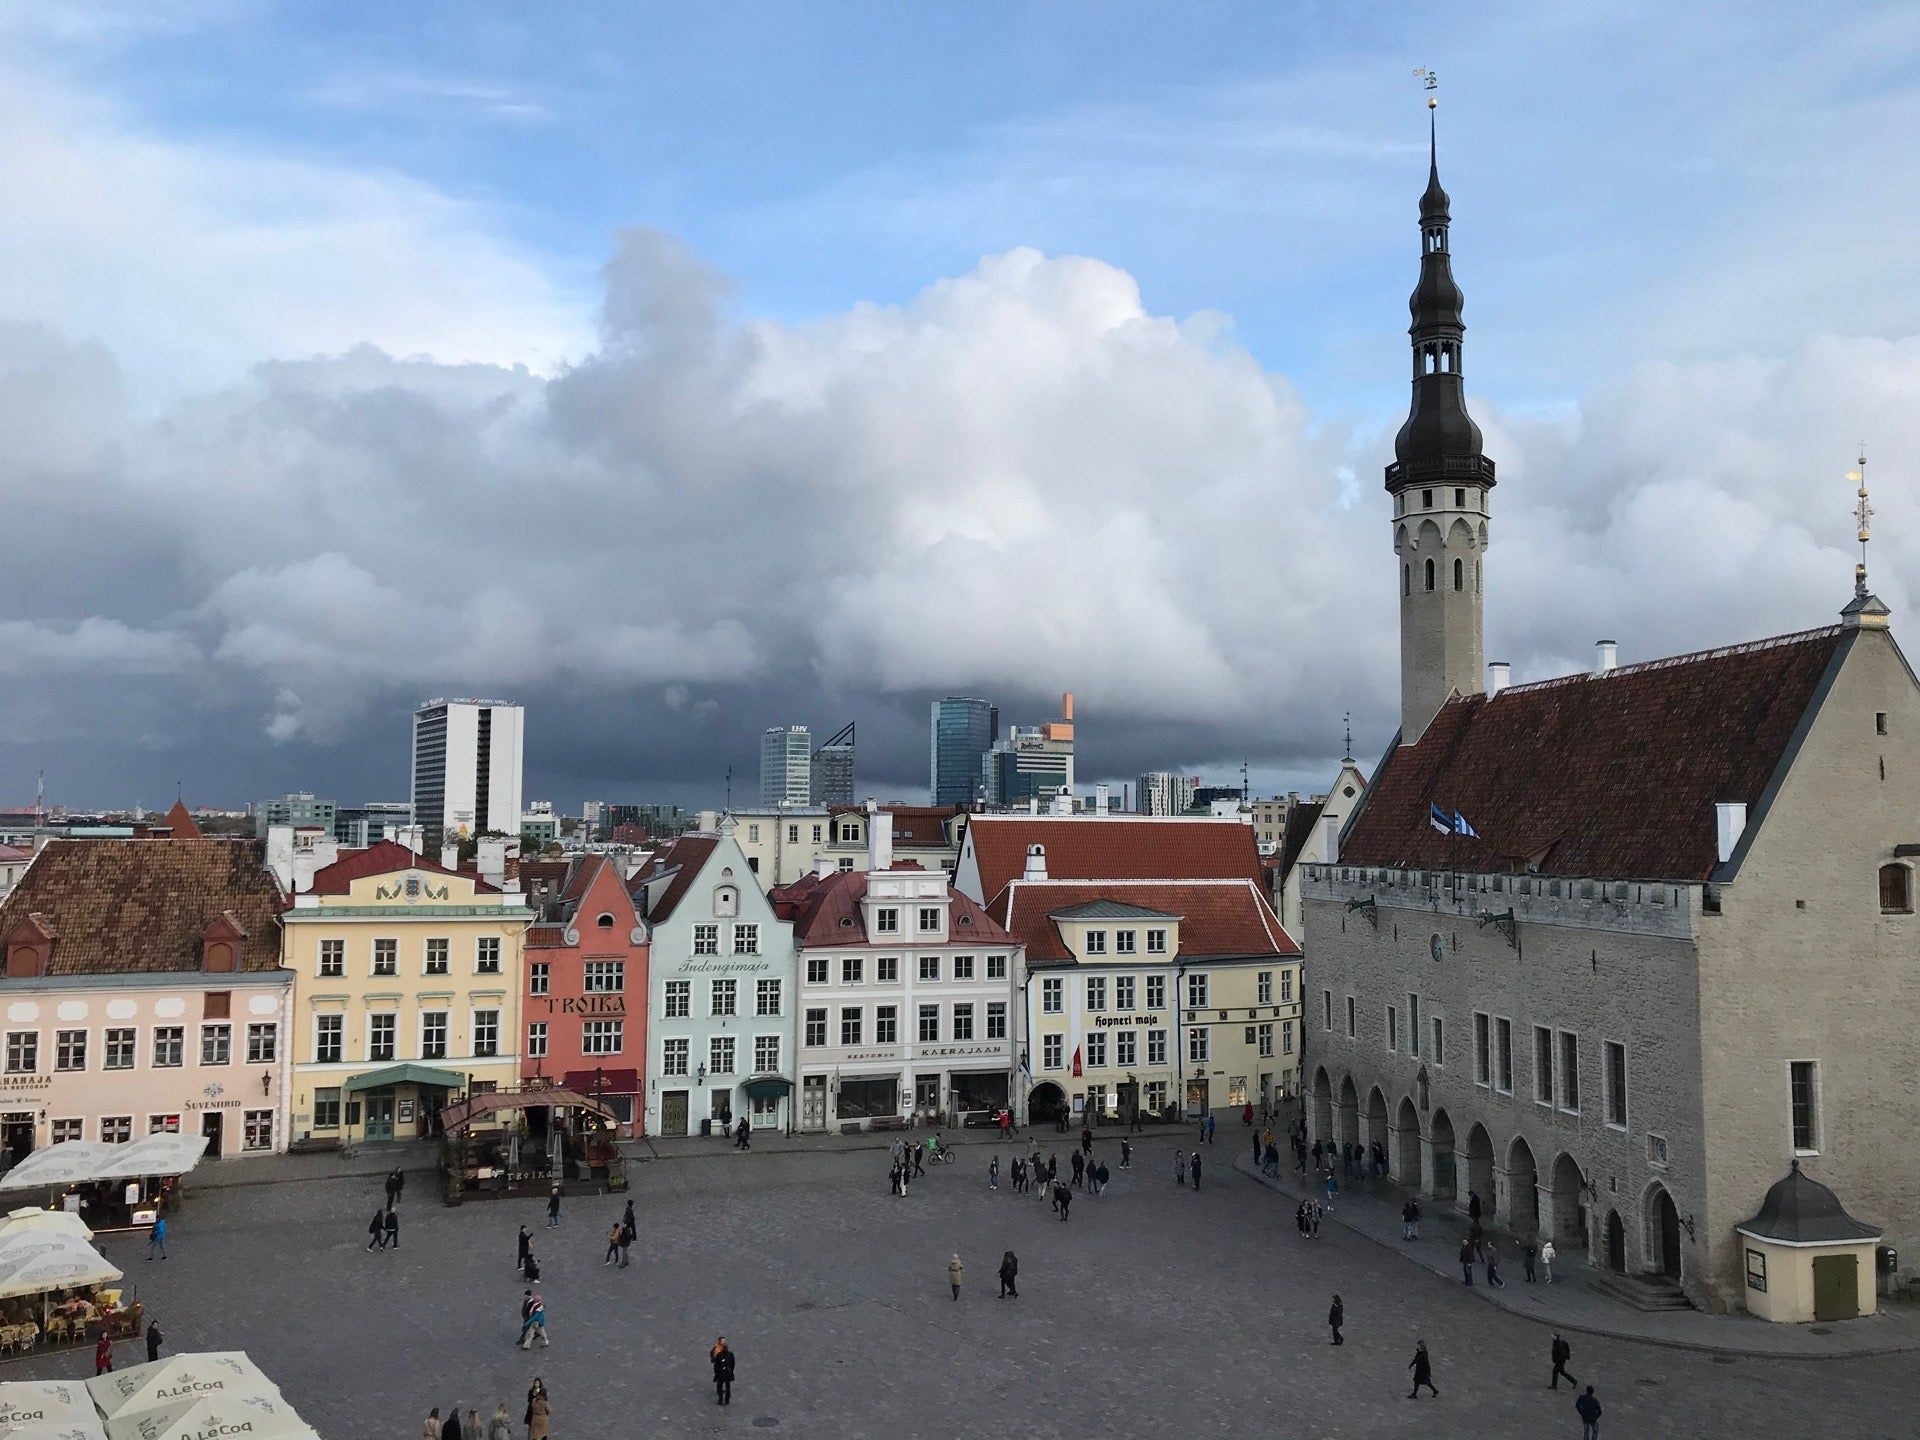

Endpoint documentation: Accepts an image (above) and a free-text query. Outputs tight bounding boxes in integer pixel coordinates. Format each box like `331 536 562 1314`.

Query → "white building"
773 816 1021 1131
411 698 524 844
1137 772 1198 817
759 726 812 808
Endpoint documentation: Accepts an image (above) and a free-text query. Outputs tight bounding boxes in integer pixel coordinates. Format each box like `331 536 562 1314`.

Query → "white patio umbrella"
0 1379 99 1428
95 1138 207 1183
0 1147 114 1194
103 1395 313 1440
0 1209 93 1242
0 1232 120 1301
87 1357 280 1425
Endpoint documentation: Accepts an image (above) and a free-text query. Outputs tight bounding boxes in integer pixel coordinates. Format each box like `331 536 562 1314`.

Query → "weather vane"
1412 67 1439 107
1850 449 1872 597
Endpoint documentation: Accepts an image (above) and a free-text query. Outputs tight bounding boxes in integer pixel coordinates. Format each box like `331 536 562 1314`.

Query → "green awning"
344 1062 468 1094
742 1075 792 1100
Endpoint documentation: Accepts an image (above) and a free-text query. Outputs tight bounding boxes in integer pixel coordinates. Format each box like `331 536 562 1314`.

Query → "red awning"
562 1068 639 1094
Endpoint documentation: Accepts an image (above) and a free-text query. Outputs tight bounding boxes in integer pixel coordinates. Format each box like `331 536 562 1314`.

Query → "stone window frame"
1786 1057 1822 1156
1602 1037 1629 1132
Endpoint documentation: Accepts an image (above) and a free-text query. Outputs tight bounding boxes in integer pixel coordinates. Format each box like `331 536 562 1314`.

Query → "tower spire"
1841 448 1890 630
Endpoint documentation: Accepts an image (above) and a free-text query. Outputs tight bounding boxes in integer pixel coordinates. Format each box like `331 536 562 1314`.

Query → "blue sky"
2 1 1919 810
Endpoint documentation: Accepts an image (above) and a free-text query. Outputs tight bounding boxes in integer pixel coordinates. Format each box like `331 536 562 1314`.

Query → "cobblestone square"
15 1140 1915 1439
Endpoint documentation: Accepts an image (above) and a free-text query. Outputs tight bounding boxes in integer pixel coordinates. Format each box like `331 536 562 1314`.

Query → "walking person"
912 1143 925 1178
1522 1241 1538 1282
710 1338 735 1407
1323 1167 1338 1207
734 1116 750 1150
1095 1161 1109 1194
1055 1181 1071 1221
1205 1113 1216 1145
1459 1239 1475 1284
1070 1150 1085 1189
1401 1198 1420 1241
145 1320 163 1363
368 1209 386 1251
516 1225 533 1274
517 1290 539 1347
423 1410 441 1440
488 1406 511 1440
1550 1333 1577 1390
526 1381 551 1440
94 1332 112 1375
998 1251 1018 1299
1575 1385 1602 1440
1468 1190 1483 1224
1174 1150 1187 1187
1407 1340 1438 1399
1485 1243 1504 1288
1189 1152 1202 1189
1541 1238 1557 1284
1328 1295 1344 1346
466 1407 481 1440
441 1403 463 1440
386 1168 403 1207
545 1186 562 1229
147 1215 168 1260
384 1205 399 1249
605 1222 623 1266
989 1156 999 1190
1119 1138 1132 1170
947 1254 964 1301
1310 1201 1322 1238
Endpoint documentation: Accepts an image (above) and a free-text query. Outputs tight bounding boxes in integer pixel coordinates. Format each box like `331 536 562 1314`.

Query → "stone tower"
1387 111 1494 743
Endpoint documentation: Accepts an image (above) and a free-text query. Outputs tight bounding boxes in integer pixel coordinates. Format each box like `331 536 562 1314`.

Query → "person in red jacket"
94 1333 112 1375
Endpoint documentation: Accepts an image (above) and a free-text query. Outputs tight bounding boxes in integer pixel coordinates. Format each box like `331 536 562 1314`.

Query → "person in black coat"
710 1338 735 1406
383 1206 399 1249
516 1225 532 1274
1328 1294 1344 1345
1407 1340 1437 1398
1575 1385 1602 1440
1189 1152 1202 1189
145 1321 163 1363
367 1210 385 1251
998 1251 1018 1298
1550 1333 1577 1389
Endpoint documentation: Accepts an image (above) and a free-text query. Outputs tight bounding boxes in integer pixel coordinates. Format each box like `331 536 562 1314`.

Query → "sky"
3 0 1920 815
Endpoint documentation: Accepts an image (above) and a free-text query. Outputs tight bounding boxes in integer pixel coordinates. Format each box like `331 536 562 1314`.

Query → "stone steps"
1592 1269 1693 1311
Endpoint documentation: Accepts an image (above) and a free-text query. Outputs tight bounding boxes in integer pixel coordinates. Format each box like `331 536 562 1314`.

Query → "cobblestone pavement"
15 1136 1916 1440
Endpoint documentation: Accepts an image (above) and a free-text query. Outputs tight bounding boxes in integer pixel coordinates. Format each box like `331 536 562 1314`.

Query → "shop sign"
1093 1014 1162 1028
538 995 626 1016
914 1044 1008 1060
0 1075 51 1091
677 958 772 976
184 1099 241 1111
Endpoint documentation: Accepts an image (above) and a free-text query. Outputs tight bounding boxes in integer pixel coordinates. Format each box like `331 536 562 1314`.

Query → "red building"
522 855 649 1134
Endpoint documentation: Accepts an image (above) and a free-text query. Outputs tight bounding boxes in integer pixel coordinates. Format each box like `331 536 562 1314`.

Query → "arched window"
1403 564 1411 597
1424 559 1436 592
1452 558 1464 591
596 912 615 929
1879 863 1911 914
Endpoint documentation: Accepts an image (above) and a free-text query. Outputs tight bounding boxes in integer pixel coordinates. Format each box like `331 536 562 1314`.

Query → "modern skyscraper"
811 722 856 805
254 791 336 838
1136 772 1197 816
982 693 1076 807
930 698 999 807
760 725 813 807
411 698 524 844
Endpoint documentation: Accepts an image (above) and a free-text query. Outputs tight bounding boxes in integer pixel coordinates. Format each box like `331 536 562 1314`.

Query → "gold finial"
1850 449 1872 598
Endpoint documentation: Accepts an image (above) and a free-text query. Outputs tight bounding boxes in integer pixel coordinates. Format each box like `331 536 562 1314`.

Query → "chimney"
476 837 512 888
441 844 460 870
1027 797 1039 816
1318 814 1340 866
869 810 894 873
814 854 838 879
395 824 424 856
1095 783 1110 815
1023 843 1048 881
265 825 294 890
1595 640 1619 676
1487 662 1511 696
1061 692 1074 723
1715 802 1748 863
1050 790 1074 816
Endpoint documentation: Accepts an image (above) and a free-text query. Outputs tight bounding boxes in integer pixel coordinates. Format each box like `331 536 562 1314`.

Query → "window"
420 1011 448 1060
1604 1040 1628 1129
1789 1060 1820 1152
51 1118 83 1143
1147 1029 1167 1066
951 1002 974 1040
693 925 719 956
1086 977 1107 1011
919 955 940 982
918 1004 940 1042
1258 1024 1275 1058
1042 978 1063 1014
1085 930 1107 955
839 858 855 872
473 1009 499 1057
596 912 615 929
1258 971 1273 1005
1407 994 1419 1055
1345 996 1356 1038
662 1038 689 1076
530 962 550 996
199 1024 229 1066
1386 1005 1398 1053
1146 975 1166 1009
806 957 829 985
875 1005 898 1043
840 1007 863 1045
583 1019 624 1056
584 961 625 993
1424 557 1436 591
1144 928 1168 954
918 907 941 933
52 1029 84 1075
987 1002 1007 1040
1559 1032 1580 1112
372 940 397 976
953 954 975 980
1042 1035 1063 1069
986 954 1007 980
1879 863 1911 913
1187 973 1209 1008
664 980 691 1018
1323 991 1333 1031
1115 975 1136 1011
841 957 864 985
1188 1028 1210 1063
105 1028 135 1070
754 1035 780 1072
805 1009 827 1047
1533 1026 1554 1106
246 1022 277 1064
1282 1020 1294 1054
733 924 759 955
874 909 900 934
100 1116 132 1144
709 1036 735 1074
1875 711 1889 736
787 825 799 844
527 1022 548 1059
756 978 782 1016
747 824 760 842
424 939 450 975
148 1114 180 1134
1086 1032 1107 1067
243 1109 273 1151
1115 930 1137 955
368 1014 396 1062
1116 1029 1137 1066
876 956 898 982
1455 487 1466 508
1474 1012 1491 1086
1145 1080 1168 1112
1496 1018 1513 1094
710 979 737 1017
812 824 823 843
1453 557 1464 591
318 940 344 977
314 1015 342 1064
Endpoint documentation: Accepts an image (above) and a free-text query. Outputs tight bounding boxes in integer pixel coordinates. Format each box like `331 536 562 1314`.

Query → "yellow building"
282 841 531 1145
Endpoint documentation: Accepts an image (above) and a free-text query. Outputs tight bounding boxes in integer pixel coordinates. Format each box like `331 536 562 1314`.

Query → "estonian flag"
1453 810 1479 838
1429 803 1452 834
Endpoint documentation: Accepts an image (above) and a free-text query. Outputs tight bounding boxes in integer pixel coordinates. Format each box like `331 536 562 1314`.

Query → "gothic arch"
1366 1086 1390 1159
1415 518 1444 551
1337 1075 1360 1148
1428 1108 1457 1201
1446 516 1475 551
1311 1067 1334 1142
1507 1135 1540 1236
1394 1096 1423 1187
1463 1122 1495 1211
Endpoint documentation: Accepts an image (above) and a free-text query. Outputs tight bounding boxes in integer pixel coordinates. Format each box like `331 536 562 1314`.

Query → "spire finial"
1343 711 1354 764
1852 449 1872 599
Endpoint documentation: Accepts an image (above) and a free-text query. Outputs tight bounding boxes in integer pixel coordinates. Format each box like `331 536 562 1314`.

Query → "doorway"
1605 1210 1627 1272
1812 1254 1860 1321
200 1112 224 1159
660 1090 689 1138
362 1094 394 1143
1 1113 34 1163
1185 1079 1210 1116
1027 1082 1066 1125
800 1077 827 1132
1651 1187 1682 1279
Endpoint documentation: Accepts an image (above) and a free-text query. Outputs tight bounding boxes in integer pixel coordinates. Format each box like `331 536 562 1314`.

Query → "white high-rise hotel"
411 698 525 843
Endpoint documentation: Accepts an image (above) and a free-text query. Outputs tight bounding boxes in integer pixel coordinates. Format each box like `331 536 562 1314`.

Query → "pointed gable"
161 801 203 839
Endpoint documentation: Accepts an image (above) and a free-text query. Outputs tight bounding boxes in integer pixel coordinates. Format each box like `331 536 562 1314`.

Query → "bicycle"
925 1142 955 1165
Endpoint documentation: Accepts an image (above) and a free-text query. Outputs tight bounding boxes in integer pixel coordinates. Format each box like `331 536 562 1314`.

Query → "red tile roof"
0 838 284 975
307 838 498 895
0 844 30 864
160 801 202 839
968 816 1264 906
772 868 1012 948
1342 626 1848 881
628 835 720 923
997 878 1298 965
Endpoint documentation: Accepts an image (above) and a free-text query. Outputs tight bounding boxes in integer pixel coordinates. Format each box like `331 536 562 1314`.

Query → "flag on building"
1452 810 1479 838
1071 1045 1083 1077
1429 803 1452 833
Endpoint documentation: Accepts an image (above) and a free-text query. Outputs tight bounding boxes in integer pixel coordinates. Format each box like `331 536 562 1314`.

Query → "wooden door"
1812 1255 1859 1321
661 1090 689 1138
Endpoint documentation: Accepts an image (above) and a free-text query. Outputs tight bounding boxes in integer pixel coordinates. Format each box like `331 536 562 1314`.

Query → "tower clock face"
1430 934 1445 962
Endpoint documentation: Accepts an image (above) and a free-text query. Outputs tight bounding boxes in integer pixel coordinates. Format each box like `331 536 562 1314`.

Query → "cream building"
283 840 530 1146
